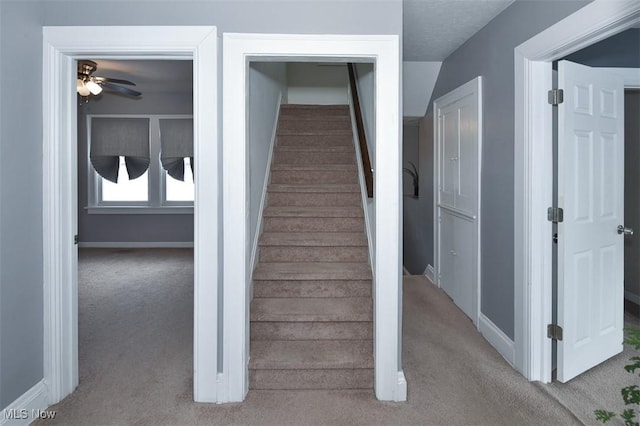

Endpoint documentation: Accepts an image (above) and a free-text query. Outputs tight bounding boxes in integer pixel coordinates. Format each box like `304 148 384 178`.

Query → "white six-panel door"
557 60 625 382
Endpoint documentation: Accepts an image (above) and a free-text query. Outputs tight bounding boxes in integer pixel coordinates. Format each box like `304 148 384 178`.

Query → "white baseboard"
0 380 52 425
78 242 194 248
402 265 410 275
424 264 435 283
625 290 640 306
395 370 408 402
478 313 515 366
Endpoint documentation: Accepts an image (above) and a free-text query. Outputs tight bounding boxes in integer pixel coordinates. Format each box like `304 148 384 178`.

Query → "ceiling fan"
77 60 142 98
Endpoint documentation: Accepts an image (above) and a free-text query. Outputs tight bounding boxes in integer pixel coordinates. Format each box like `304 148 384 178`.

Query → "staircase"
249 104 374 390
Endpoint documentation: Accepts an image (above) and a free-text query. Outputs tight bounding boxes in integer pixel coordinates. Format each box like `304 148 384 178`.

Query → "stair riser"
280 108 350 118
253 271 372 282
278 119 352 132
259 246 368 263
273 151 354 165
270 170 358 185
278 129 351 136
251 322 373 341
277 134 353 147
250 369 373 390
263 217 364 232
253 280 371 298
268 193 361 207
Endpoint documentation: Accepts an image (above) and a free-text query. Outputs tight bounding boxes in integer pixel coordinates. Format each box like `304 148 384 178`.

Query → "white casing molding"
479 314 515 366
0 380 49 425
514 1 640 382
222 33 404 402
42 26 219 404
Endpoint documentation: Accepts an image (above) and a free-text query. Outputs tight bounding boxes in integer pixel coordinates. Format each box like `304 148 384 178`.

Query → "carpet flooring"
36 249 638 425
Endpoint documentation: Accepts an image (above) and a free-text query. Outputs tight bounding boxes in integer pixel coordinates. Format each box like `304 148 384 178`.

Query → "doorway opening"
222 33 404 402
75 58 196 402
514 2 640 383
42 26 218 406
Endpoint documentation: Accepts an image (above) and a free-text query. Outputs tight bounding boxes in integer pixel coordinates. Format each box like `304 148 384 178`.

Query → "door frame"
433 76 482 328
514 1 640 382
222 33 405 402
42 26 219 404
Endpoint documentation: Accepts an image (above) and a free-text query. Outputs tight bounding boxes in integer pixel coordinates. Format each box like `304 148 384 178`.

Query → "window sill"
86 206 194 215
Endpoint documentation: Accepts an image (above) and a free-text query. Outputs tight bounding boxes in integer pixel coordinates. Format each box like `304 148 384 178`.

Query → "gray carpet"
36 249 638 425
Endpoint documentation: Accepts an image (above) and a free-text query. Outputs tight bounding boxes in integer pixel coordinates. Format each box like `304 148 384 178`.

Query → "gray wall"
249 62 288 260
78 91 194 244
564 28 640 68
402 123 423 274
287 63 347 105
0 0 401 408
625 91 640 301
354 63 375 163
0 1 45 409
412 0 590 340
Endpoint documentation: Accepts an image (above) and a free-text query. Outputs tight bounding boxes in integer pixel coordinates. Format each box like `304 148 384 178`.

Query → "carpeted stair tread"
251 321 373 341
276 134 354 146
251 297 372 322
253 262 372 281
249 340 373 370
268 184 360 193
275 146 353 153
263 206 363 218
249 368 373 390
259 232 367 247
277 129 352 136
253 280 371 298
271 164 356 171
280 104 349 111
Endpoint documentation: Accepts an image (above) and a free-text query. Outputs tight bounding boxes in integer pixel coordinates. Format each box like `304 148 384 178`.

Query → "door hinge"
547 207 564 223
548 88 564 105
74 234 78 245
547 324 563 341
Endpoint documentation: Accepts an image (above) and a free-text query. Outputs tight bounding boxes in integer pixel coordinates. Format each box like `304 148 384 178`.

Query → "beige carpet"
36 249 637 425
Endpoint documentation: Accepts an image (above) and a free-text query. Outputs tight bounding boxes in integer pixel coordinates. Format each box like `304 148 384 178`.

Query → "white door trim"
42 26 219 404
514 1 640 382
222 33 405 402
433 76 482 327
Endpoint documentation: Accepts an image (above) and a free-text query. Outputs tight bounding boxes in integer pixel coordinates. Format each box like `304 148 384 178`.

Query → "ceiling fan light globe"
85 80 103 95
77 79 91 96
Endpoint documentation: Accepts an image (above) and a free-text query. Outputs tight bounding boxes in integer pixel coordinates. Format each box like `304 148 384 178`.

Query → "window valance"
159 118 194 181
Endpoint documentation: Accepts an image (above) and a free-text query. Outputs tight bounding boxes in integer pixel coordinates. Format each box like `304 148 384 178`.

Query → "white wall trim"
347 83 375 269
479 314 515 366
250 93 284 279
223 33 403 402
625 290 640 306
42 25 219 405
514 1 640 382
0 380 49 425
424 264 435 283
78 242 194 249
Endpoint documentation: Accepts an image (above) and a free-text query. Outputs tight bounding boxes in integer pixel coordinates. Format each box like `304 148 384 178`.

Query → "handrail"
347 63 374 198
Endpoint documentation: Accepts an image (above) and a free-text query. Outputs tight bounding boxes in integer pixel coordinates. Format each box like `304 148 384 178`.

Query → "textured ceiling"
403 0 515 61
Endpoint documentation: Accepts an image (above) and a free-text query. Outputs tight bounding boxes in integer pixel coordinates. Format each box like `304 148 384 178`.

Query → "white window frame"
86 114 194 214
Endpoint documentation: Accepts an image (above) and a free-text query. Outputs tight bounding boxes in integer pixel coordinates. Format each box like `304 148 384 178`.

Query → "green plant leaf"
625 328 640 350
620 408 639 426
595 409 616 423
621 385 640 405
624 356 640 375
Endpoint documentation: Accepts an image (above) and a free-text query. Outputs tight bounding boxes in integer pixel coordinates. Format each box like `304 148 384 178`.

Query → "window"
87 115 194 213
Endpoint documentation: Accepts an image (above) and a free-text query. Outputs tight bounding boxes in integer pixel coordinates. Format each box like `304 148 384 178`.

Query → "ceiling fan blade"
94 76 137 86
101 81 142 97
